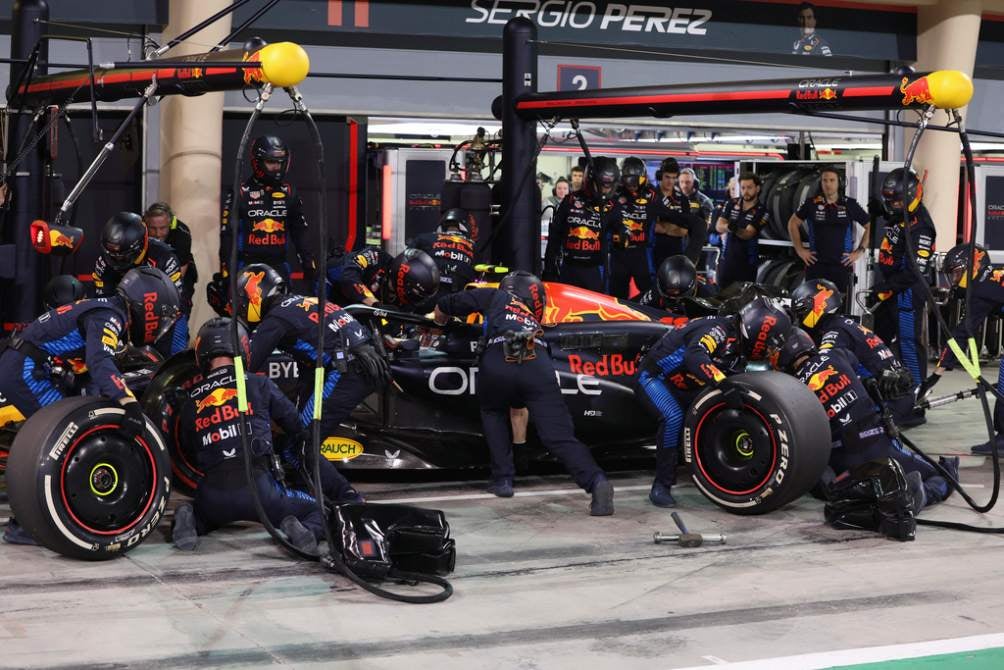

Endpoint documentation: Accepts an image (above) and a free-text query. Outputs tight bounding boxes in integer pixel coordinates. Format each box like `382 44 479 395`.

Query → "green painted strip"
234 356 248 412
827 646 1004 670
313 367 323 421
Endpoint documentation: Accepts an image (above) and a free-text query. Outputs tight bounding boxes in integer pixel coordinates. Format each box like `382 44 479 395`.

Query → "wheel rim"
693 402 778 496
60 425 157 535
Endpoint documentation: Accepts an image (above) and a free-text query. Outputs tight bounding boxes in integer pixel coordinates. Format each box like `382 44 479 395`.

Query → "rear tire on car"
7 396 171 560
682 372 831 515
141 350 204 496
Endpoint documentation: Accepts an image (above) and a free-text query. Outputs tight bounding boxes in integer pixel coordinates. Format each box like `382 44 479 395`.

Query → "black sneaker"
649 481 677 508
172 503 198 551
281 516 319 554
971 436 1004 456
938 456 961 488
905 471 927 512
590 478 615 516
2 518 37 546
487 478 514 498
338 488 365 504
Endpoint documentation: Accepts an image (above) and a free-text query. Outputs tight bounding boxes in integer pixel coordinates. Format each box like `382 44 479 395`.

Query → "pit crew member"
714 172 770 290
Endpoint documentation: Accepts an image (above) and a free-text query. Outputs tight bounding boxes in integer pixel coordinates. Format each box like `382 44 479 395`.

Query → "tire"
682 371 831 515
7 396 171 560
141 350 204 496
768 170 808 239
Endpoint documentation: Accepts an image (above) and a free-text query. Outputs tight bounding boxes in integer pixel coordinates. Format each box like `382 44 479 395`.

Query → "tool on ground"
653 513 727 547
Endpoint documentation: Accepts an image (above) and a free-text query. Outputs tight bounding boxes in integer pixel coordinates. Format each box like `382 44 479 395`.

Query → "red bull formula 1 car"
2 283 830 560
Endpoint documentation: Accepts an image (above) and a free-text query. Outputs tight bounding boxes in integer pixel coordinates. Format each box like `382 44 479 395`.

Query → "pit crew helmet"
775 326 818 373
620 156 648 192
250 135 290 186
236 263 287 325
943 243 990 289
438 208 470 236
194 317 251 370
738 297 791 361
584 157 620 201
117 266 181 346
101 212 148 272
881 167 923 213
656 255 697 299
386 248 440 307
43 274 85 310
500 270 546 322
790 278 843 329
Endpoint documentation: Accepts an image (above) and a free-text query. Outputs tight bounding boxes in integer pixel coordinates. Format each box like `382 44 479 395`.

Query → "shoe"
487 478 514 498
2 518 38 546
281 516 319 554
905 471 927 512
590 478 615 516
172 503 198 551
972 436 1004 456
896 411 927 429
938 456 961 488
338 488 365 504
649 481 677 508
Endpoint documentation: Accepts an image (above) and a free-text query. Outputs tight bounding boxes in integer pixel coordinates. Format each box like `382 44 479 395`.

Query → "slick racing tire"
142 350 203 496
7 396 171 560
683 372 830 515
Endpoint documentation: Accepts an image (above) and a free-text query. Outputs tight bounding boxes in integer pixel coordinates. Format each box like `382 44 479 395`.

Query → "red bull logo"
49 230 75 248
568 225 601 240
900 76 934 107
241 50 264 86
821 87 837 101
624 220 644 232
807 367 838 393
195 387 239 414
251 218 285 234
244 271 265 318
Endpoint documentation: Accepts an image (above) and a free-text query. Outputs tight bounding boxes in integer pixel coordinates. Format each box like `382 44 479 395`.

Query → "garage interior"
4 1 1004 668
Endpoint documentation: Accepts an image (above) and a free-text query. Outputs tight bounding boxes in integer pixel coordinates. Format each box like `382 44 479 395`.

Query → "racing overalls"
608 185 657 299
0 298 133 428
793 33 832 56
248 295 373 502
636 317 740 488
326 246 392 306
872 205 936 386
636 283 717 314
162 217 198 324
92 238 188 356
543 190 615 293
411 231 476 300
811 312 915 424
794 195 869 294
435 287 609 491
939 266 1004 434
178 365 324 539
716 197 770 290
220 177 317 282
653 189 705 268
794 347 947 504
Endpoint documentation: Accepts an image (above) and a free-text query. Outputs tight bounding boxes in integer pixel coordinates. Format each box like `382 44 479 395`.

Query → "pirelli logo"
328 0 370 27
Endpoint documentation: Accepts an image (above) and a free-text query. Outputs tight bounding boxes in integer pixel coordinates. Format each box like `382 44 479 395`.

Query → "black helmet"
43 274 85 310
790 278 842 329
117 266 181 346
236 263 287 325
621 156 647 192
585 157 620 200
656 255 697 299
943 243 990 289
738 297 791 361
250 135 290 186
881 167 923 213
500 270 546 322
101 212 148 272
439 208 470 236
775 327 817 372
386 248 440 306
194 317 250 370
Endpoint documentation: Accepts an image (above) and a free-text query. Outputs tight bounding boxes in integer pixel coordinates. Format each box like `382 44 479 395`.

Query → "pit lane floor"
3 368 1004 670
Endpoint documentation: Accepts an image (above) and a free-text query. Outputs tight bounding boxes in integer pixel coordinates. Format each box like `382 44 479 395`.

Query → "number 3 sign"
557 64 602 91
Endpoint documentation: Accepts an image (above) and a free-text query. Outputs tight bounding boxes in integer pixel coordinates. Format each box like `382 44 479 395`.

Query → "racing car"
3 282 830 560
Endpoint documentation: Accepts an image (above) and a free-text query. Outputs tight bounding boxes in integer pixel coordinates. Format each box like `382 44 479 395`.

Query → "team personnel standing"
788 166 870 294
144 202 198 351
0 267 180 545
410 209 476 300
220 136 317 282
92 212 187 355
432 271 615 514
238 264 388 504
790 279 920 427
792 2 832 56
868 168 936 389
715 172 770 290
569 165 584 193
608 156 656 298
678 168 714 229
652 158 705 268
172 318 324 553
772 327 955 509
543 157 620 293
921 244 1004 453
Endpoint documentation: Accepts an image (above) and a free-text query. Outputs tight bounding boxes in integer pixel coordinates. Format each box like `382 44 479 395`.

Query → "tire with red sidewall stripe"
141 350 204 496
7 396 170 560
682 371 830 515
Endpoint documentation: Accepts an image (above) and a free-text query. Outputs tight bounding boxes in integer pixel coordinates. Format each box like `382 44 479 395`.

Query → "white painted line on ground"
671 632 1004 670
374 484 653 505
700 655 730 665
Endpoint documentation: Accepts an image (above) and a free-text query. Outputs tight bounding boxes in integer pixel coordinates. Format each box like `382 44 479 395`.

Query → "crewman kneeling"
172 318 324 553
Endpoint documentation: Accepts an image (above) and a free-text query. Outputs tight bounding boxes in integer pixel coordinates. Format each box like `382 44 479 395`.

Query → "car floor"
2 368 1004 670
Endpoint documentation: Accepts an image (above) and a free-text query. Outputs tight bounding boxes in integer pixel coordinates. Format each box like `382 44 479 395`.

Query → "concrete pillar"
909 0 982 247
159 0 232 335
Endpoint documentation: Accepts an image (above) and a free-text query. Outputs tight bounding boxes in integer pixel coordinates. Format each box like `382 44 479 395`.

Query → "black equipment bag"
824 458 917 542
327 503 456 603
